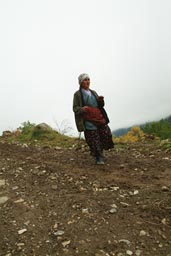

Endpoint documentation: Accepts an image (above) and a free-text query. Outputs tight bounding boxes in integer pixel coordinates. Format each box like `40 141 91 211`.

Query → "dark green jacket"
73 89 109 132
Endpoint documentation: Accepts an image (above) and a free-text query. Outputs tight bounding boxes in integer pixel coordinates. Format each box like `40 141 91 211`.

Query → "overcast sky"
0 0 171 136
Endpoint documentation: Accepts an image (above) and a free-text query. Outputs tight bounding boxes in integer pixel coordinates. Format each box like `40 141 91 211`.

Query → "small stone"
0 179 5 187
135 250 142 256
119 239 131 246
126 250 133 255
139 230 147 236
109 208 117 214
54 230 65 236
111 203 117 208
120 202 130 207
12 186 19 190
162 186 169 192
0 196 9 205
14 199 24 203
161 218 167 225
53 223 58 229
120 164 125 168
17 243 25 247
18 228 27 235
82 208 89 214
62 240 71 247
51 185 58 190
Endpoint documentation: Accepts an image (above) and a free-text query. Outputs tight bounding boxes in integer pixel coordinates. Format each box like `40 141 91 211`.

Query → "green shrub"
142 119 171 139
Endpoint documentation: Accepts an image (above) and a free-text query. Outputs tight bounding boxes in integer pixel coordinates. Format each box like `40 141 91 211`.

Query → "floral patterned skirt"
84 125 114 157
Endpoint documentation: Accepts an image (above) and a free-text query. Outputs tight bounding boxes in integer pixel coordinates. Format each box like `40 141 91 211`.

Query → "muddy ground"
0 141 171 256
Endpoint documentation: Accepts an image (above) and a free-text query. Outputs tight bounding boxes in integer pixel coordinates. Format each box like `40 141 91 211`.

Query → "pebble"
139 230 147 236
51 185 58 190
18 228 27 235
14 198 24 203
0 179 5 187
162 186 169 192
135 250 142 256
120 202 130 207
0 196 9 204
82 208 89 214
62 240 71 247
119 239 131 246
54 230 65 236
109 208 117 214
126 250 133 255
95 251 110 256
17 243 25 247
111 203 117 208
161 218 167 225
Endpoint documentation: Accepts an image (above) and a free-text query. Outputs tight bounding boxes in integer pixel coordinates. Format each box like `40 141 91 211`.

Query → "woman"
73 73 114 164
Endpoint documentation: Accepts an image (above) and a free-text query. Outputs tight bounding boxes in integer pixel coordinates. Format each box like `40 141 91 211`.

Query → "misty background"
0 0 171 136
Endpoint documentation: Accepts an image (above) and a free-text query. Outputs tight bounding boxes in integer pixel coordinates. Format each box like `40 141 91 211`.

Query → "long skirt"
84 125 114 157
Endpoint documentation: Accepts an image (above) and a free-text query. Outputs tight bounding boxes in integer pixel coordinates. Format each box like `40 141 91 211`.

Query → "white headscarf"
78 73 90 85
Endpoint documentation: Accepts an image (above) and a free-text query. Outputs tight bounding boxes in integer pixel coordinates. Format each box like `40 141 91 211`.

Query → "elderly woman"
73 73 114 164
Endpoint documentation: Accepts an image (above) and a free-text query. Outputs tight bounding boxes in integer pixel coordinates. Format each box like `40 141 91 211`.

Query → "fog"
0 0 171 136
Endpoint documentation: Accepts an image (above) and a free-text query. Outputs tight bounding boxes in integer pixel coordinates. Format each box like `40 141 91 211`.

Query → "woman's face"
81 78 90 90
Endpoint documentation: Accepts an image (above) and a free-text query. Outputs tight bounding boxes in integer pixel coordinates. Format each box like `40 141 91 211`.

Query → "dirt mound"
0 141 171 256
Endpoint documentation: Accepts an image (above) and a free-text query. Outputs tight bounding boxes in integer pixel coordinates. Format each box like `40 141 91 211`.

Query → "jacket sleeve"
91 90 105 107
73 92 83 115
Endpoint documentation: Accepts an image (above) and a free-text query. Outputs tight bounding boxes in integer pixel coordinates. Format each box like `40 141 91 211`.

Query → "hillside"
0 139 171 256
113 114 171 137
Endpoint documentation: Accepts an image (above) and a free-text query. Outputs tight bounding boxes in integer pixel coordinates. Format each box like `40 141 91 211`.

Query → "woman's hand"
82 106 89 112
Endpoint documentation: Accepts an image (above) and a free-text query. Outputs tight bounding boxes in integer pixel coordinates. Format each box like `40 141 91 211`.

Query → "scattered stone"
120 202 130 207
161 186 169 192
62 240 71 247
0 179 5 187
95 250 110 256
120 164 125 168
161 218 167 225
2 130 12 137
133 190 139 195
51 185 58 190
12 186 19 190
112 186 120 191
14 198 24 203
109 208 117 214
0 196 9 205
17 243 25 247
24 220 30 226
139 230 147 236
54 230 65 236
111 203 117 208
119 239 131 246
82 208 89 214
54 146 62 150
126 250 133 255
53 223 58 229
135 250 142 256
18 228 27 235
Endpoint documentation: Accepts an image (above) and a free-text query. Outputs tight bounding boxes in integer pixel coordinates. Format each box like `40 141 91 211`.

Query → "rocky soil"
0 141 171 256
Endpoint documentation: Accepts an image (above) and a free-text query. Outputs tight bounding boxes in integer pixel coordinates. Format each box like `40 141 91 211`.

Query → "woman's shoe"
96 156 105 165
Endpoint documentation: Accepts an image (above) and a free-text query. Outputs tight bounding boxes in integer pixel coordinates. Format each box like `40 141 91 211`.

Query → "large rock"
2 130 12 137
35 123 52 131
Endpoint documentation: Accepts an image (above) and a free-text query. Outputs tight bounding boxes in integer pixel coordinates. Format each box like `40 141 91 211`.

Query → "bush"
142 120 171 139
114 126 145 144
